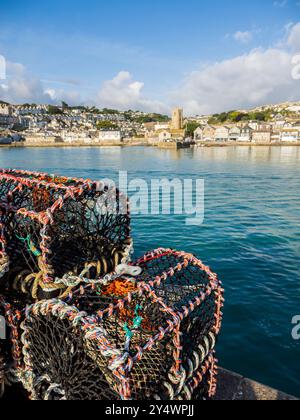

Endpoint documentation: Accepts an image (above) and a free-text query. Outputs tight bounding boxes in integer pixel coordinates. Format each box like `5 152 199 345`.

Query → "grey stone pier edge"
215 368 298 401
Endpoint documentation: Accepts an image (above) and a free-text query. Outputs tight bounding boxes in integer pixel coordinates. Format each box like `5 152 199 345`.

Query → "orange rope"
101 279 155 332
102 278 137 297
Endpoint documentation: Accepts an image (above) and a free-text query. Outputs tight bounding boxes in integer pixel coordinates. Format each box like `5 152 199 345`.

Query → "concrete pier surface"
215 368 298 401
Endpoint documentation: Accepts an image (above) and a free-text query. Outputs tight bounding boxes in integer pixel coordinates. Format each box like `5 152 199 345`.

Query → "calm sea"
1 145 300 397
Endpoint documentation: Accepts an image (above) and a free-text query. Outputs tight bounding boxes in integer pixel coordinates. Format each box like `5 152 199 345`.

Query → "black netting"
0 170 131 299
60 250 223 400
22 312 119 400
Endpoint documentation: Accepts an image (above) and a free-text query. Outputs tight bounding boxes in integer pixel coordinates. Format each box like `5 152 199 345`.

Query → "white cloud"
0 61 81 105
172 22 300 115
0 61 51 104
44 87 81 104
234 31 253 44
287 22 300 51
0 63 167 112
96 71 167 112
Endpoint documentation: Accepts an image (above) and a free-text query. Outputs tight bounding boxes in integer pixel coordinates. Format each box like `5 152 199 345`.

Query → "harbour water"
0 145 299 397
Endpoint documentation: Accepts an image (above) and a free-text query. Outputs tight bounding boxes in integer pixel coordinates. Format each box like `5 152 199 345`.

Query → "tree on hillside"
61 101 69 110
48 105 63 115
96 121 119 130
101 108 120 115
135 113 170 124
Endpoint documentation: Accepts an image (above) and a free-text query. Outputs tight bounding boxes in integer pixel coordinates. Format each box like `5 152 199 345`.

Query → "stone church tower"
171 108 183 130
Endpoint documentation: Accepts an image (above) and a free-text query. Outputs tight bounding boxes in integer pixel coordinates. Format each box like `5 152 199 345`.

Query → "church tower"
171 108 183 130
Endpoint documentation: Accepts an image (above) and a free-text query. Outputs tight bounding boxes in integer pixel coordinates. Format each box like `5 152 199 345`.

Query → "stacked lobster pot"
0 169 132 396
0 169 132 300
0 170 224 401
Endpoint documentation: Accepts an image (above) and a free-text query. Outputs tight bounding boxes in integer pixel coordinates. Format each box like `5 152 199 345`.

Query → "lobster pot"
20 249 224 400
0 305 5 398
20 301 119 400
0 169 131 298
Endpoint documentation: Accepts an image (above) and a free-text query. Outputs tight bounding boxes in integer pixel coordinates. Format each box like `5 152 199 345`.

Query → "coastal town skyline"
1 99 300 146
1 0 300 115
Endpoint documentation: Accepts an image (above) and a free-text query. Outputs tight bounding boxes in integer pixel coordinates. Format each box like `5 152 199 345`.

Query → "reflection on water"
0 145 300 397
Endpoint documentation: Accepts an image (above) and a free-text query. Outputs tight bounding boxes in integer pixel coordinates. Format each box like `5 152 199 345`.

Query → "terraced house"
229 126 241 141
215 126 230 142
280 128 300 142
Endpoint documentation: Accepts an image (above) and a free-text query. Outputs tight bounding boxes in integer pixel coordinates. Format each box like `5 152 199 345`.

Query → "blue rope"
123 304 143 339
16 234 42 257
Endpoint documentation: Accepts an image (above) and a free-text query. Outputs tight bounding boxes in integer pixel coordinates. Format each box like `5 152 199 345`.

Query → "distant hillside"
207 102 300 125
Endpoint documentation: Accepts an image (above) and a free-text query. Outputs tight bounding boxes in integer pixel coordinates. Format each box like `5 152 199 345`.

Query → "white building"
194 127 203 141
238 126 252 142
287 105 300 113
154 123 170 131
0 104 11 115
158 130 172 142
229 126 241 141
17 105 48 116
61 130 92 143
214 126 230 142
280 129 299 142
98 130 123 142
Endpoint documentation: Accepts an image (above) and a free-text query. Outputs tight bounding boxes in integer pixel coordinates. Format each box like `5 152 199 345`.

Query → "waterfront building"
239 125 253 142
24 134 62 145
194 126 203 141
98 130 123 143
215 126 230 142
158 130 172 142
252 128 272 143
61 130 92 143
201 125 216 141
280 128 300 142
271 130 281 143
229 126 241 142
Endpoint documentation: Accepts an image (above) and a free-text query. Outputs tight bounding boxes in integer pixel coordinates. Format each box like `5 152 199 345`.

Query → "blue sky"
1 0 300 114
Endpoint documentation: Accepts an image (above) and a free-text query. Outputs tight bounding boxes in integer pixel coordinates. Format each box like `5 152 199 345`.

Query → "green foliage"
69 106 88 111
208 109 272 125
48 105 63 115
101 108 120 115
22 103 38 107
96 121 119 130
124 112 133 121
134 113 170 124
185 122 200 137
